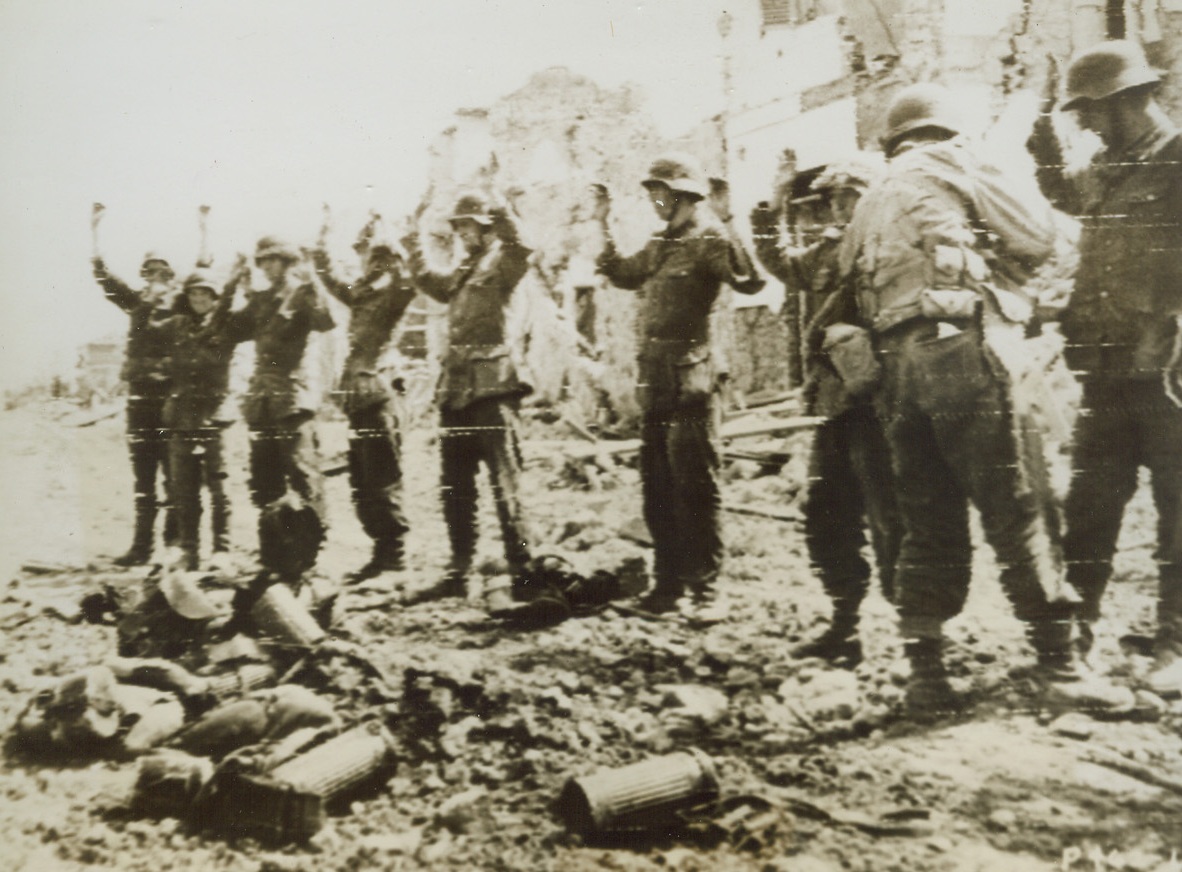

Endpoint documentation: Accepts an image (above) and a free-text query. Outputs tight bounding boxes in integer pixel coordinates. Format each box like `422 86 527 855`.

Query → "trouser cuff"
899 615 944 641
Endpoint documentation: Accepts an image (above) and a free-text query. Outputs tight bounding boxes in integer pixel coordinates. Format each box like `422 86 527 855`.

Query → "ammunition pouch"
637 341 717 413
821 324 882 399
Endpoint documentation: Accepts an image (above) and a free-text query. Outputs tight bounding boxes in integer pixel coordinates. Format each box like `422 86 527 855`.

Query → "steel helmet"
1062 40 1161 110
253 235 299 265
182 268 220 297
641 152 709 199
447 194 496 227
881 83 962 151
139 251 174 279
810 154 884 193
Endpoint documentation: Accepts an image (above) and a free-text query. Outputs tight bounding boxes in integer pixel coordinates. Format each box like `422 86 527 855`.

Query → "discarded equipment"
556 748 719 836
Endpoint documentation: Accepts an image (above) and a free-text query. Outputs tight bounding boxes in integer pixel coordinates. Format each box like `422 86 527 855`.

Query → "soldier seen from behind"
594 153 765 614
840 83 1133 718
750 154 902 667
1027 41 1182 697
311 207 415 583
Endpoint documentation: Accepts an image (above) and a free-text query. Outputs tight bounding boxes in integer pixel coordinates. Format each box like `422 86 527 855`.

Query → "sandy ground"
1 401 1180 871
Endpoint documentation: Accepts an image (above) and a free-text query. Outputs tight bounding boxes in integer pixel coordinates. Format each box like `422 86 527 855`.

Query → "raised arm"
196 205 213 268
1025 56 1085 216
300 255 336 333
591 184 653 291
90 203 142 313
310 204 358 306
702 179 764 296
402 230 456 303
212 254 249 321
488 205 532 291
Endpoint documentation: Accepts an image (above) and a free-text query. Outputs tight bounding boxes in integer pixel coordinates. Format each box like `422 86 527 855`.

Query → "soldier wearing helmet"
594 152 765 614
1027 40 1182 697
839 82 1133 718
749 150 900 667
311 207 415 582
224 234 335 581
90 203 187 566
135 258 251 570
401 192 540 610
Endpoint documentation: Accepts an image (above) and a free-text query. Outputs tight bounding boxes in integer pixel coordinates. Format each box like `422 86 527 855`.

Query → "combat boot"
210 498 231 555
1146 583 1182 698
903 637 960 721
348 538 404 583
114 502 156 567
635 579 685 615
791 605 862 669
1028 618 1135 713
405 564 468 605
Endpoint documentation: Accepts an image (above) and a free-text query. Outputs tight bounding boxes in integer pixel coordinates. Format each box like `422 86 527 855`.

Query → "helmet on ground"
641 152 709 199
254 236 299 265
881 83 962 151
447 194 496 227
810 154 884 194
182 268 219 297
139 251 174 279
1062 39 1161 110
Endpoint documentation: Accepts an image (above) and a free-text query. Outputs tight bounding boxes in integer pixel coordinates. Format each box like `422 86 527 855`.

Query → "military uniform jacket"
839 139 1056 333
597 214 765 414
137 307 236 430
750 213 857 417
226 281 335 427
93 258 179 393
1028 116 1182 377
312 249 415 413
408 234 531 412
751 204 845 323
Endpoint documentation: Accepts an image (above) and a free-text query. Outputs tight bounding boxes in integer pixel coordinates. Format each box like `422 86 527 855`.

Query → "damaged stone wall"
414 68 730 431
715 0 1182 400
406 3 1182 425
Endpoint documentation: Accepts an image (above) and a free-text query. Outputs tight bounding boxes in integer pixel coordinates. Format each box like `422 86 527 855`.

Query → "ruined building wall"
715 0 1182 400
416 68 731 431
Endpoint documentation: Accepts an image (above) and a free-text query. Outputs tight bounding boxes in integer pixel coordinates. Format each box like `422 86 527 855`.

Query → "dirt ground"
1 400 1181 871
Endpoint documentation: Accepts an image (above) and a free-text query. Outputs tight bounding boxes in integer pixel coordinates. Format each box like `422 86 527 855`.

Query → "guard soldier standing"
403 194 536 604
226 237 335 577
595 153 765 613
90 202 181 566
1027 41 1182 697
840 83 1133 717
751 157 902 666
312 209 415 582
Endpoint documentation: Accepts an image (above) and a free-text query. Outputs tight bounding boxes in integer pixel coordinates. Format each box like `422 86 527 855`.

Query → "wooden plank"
554 415 822 462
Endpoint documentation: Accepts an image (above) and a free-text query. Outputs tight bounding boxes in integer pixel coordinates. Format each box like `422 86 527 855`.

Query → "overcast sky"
0 0 730 390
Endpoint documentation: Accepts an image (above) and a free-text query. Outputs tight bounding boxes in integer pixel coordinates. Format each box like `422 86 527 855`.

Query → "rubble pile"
4 410 1182 870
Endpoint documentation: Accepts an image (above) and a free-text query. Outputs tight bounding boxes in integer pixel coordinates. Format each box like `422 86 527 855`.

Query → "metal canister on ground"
132 750 214 816
204 663 279 698
250 584 326 648
557 748 720 836
269 721 395 799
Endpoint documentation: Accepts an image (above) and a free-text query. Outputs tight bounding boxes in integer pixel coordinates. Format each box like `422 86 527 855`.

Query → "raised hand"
90 202 106 260
318 202 333 248
707 177 733 223
1041 53 1061 115
589 183 611 224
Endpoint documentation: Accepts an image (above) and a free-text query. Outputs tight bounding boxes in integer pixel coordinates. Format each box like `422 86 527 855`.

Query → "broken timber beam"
560 415 823 462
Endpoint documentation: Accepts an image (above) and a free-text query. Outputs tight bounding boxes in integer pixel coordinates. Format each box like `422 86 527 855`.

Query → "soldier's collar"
1107 116 1178 164
661 214 700 241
